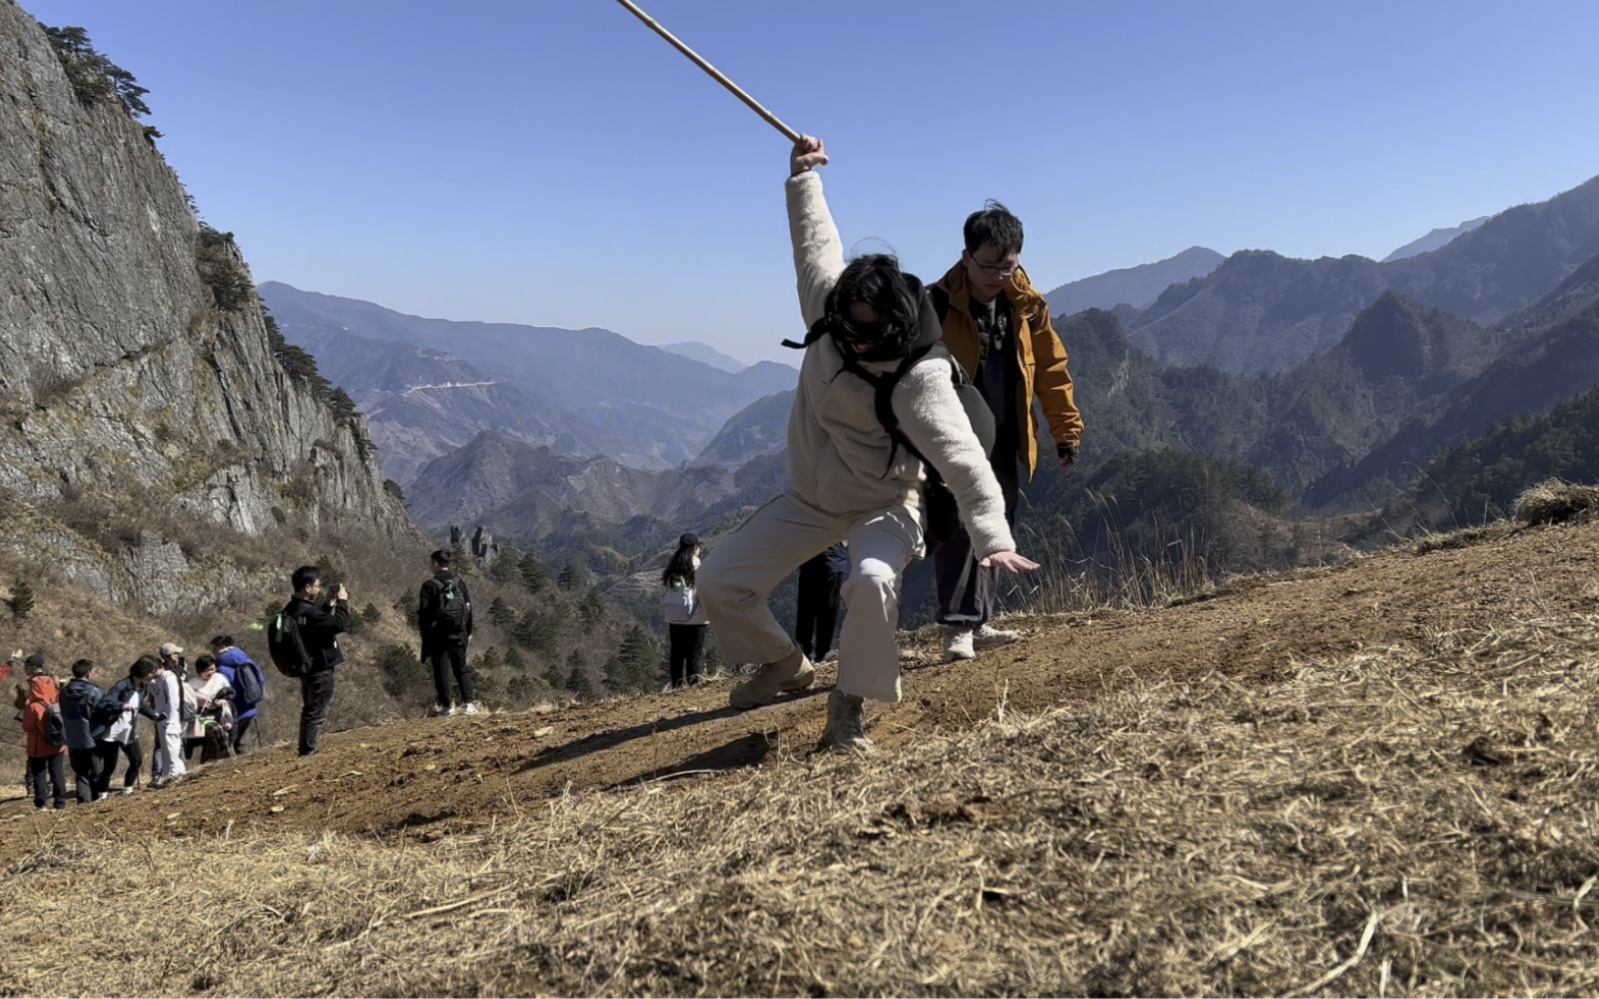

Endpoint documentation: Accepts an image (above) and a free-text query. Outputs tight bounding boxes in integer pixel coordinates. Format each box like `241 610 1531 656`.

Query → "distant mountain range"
1382 216 1490 262
661 341 747 372
1120 174 1599 374
1043 246 1225 314
258 283 798 482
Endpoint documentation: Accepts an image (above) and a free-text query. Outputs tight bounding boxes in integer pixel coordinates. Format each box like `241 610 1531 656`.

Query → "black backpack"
436 577 469 636
230 656 265 703
266 607 311 679
43 702 67 748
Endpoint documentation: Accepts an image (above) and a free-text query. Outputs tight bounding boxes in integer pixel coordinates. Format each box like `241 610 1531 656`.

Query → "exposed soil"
4 520 1596 859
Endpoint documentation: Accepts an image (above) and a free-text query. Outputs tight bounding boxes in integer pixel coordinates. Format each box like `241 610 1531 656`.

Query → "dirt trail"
3 521 1595 858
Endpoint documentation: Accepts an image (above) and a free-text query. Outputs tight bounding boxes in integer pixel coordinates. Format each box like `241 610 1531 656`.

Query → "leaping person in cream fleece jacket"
698 136 1038 751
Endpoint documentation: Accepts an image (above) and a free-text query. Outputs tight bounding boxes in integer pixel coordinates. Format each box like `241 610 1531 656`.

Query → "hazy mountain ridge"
1382 216 1490 262
1043 246 1225 314
1121 174 1599 375
258 282 798 475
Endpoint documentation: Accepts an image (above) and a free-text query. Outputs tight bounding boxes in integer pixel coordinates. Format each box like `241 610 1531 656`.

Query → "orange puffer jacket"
22 675 64 758
931 262 1084 477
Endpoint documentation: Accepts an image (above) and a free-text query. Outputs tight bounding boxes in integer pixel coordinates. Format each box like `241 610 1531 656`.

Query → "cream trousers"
700 492 922 703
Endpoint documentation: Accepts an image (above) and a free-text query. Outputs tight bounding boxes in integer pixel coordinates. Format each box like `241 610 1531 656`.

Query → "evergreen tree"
505 646 528 673
362 603 383 625
314 556 342 593
450 540 474 576
488 595 516 628
8 580 34 620
492 542 525 586
520 553 549 593
617 625 659 691
557 560 587 592
564 650 596 701
579 587 607 628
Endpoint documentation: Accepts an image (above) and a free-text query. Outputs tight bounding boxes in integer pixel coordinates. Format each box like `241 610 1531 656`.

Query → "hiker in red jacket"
20 656 67 811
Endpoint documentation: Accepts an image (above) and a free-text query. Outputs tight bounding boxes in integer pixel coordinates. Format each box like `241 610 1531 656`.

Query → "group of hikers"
659 136 1083 750
6 639 266 810
4 551 475 810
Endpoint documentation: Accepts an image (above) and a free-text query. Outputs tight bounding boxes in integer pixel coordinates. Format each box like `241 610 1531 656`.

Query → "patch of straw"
9 614 1599 996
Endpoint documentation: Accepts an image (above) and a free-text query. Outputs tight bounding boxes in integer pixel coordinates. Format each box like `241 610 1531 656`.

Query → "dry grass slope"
8 607 1599 996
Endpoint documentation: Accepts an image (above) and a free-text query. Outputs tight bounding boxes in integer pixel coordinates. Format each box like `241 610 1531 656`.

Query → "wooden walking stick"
614 0 802 143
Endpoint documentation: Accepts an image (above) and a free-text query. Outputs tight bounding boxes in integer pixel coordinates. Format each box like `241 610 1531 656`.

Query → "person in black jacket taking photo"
418 549 477 717
282 564 351 756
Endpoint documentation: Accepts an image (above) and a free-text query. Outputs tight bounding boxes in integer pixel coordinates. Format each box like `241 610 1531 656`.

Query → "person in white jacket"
146 658 187 786
662 532 710 688
699 136 1039 751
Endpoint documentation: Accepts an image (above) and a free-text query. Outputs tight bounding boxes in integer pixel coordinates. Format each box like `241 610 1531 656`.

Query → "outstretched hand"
791 135 828 176
980 550 1040 573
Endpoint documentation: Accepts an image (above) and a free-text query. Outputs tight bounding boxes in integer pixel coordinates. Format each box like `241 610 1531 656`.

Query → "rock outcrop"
0 3 414 611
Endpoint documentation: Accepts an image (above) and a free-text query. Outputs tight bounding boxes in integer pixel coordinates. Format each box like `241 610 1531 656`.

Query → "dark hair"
23 654 46 673
71 658 95 679
194 653 217 672
826 253 920 348
662 534 701 587
291 564 321 593
210 635 233 651
963 200 1024 256
431 549 451 567
130 656 159 680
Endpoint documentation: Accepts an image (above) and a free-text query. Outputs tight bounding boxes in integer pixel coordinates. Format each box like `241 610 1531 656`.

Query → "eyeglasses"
969 255 1019 279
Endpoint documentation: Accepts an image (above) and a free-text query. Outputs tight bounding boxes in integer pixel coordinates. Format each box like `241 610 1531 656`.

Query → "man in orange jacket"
930 202 1083 661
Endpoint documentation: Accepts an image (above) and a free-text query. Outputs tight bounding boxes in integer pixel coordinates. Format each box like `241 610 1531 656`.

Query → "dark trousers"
427 642 475 707
27 755 66 809
232 714 256 754
298 669 337 756
92 742 120 797
668 624 708 687
794 565 844 659
117 737 143 788
68 747 100 804
935 452 1022 627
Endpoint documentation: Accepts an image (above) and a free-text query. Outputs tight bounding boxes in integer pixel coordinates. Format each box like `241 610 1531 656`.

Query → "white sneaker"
945 627 976 662
462 702 480 716
974 623 1019 645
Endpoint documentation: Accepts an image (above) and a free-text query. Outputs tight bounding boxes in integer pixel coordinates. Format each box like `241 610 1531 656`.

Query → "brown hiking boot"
817 689 875 753
728 649 814 709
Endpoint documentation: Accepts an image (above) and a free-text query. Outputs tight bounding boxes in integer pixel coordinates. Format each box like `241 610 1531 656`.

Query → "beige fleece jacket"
783 172 1015 559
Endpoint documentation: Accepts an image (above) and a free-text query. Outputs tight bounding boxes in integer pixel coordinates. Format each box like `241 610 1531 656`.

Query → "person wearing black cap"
661 533 709 688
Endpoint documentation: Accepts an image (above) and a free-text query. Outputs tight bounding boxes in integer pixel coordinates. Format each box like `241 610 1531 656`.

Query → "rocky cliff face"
0 3 414 611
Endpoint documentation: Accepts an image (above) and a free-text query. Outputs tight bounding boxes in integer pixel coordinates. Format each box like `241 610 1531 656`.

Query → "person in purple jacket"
209 635 265 754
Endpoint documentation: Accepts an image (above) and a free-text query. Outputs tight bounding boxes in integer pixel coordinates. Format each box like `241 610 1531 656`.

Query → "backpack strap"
838 345 939 476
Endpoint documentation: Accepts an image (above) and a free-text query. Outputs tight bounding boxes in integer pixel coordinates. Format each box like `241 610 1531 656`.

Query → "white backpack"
663 582 698 625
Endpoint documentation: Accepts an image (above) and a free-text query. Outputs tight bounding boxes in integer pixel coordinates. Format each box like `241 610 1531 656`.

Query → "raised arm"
785 136 845 328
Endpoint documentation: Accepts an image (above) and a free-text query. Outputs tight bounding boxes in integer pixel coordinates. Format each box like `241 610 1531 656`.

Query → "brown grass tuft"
1513 479 1599 527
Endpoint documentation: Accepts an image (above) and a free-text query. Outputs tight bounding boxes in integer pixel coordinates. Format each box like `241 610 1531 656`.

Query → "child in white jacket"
699 137 1038 751
662 532 709 688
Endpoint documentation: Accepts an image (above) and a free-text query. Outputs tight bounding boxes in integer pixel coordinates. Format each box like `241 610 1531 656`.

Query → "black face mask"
817 311 914 362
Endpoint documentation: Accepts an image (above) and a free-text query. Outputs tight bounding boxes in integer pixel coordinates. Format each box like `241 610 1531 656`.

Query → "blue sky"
22 0 1599 364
